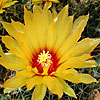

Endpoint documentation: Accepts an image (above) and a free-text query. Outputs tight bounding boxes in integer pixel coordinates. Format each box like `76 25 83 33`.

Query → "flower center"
37 50 52 68
31 50 59 75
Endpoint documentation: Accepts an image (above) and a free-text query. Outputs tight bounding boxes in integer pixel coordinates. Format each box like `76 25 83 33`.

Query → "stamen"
37 50 52 67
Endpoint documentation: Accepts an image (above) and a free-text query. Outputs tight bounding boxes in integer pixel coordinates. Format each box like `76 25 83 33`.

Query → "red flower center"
31 49 59 75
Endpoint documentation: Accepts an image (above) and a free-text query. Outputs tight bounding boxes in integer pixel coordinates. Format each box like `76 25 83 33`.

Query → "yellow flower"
0 5 100 100
0 0 18 14
32 0 59 4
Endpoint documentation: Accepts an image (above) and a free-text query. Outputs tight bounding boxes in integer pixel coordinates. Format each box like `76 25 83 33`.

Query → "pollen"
37 50 52 67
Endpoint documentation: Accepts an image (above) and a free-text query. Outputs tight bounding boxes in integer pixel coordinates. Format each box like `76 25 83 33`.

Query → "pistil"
37 50 52 75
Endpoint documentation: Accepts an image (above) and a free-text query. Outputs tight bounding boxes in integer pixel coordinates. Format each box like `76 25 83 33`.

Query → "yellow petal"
2 36 28 62
58 78 77 99
81 60 99 68
46 20 56 50
24 8 39 52
0 56 27 71
54 5 69 51
32 0 59 3
72 38 100 57
6 21 34 62
57 5 68 21
24 7 33 25
57 69 97 84
0 45 5 56
63 60 98 69
2 1 18 8
16 69 35 78
1 22 25 52
72 14 89 31
55 16 74 52
24 24 39 54
32 0 43 4
58 49 92 64
33 5 52 49
16 32 35 62
55 68 76 77
43 76 63 98
72 73 97 84
2 36 23 57
58 54 95 69
1 22 16 37
31 5 44 49
58 37 100 64
4 20 35 62
4 76 27 88
5 53 18 59
26 76 43 91
1 22 26 49
11 19 24 33
31 84 47 100
57 15 89 58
